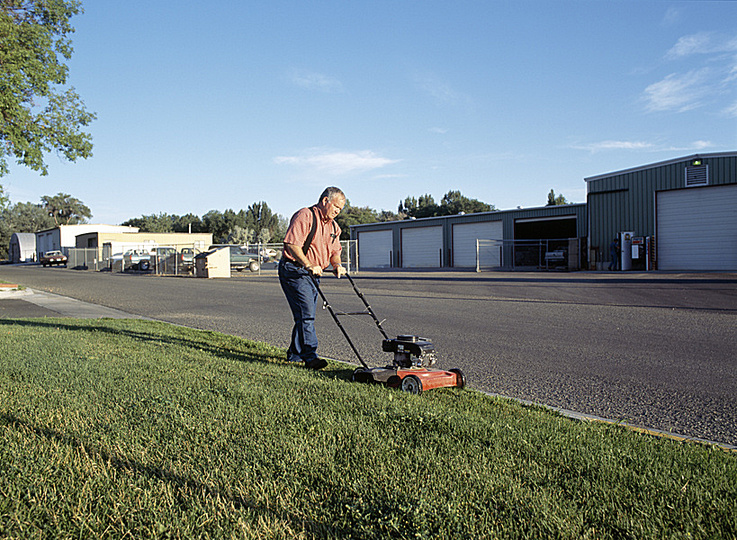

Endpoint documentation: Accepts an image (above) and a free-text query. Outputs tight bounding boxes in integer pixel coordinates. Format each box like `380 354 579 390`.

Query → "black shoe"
305 358 328 370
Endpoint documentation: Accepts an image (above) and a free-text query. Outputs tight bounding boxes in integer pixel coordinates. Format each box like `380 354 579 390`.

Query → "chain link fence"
67 240 359 277
476 238 586 271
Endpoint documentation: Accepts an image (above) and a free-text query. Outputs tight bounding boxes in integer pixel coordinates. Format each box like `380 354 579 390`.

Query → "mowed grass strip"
0 318 735 539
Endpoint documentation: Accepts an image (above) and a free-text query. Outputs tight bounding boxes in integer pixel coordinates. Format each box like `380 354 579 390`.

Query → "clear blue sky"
4 0 736 224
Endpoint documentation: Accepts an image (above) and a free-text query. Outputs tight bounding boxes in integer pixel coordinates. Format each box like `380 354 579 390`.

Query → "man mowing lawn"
279 186 347 370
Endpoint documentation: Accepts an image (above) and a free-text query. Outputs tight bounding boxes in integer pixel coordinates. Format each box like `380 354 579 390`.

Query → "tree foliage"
244 201 281 244
398 191 495 219
334 201 379 240
122 213 176 233
0 0 95 176
546 189 569 206
41 192 91 224
0 199 56 258
122 202 286 244
0 183 8 210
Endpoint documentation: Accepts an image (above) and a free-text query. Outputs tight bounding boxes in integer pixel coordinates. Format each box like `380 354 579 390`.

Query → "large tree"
244 201 281 243
0 200 56 259
0 0 95 176
122 212 175 233
440 190 495 215
41 192 91 224
334 201 379 240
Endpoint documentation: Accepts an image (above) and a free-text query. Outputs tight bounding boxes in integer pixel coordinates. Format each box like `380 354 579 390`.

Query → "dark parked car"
40 250 68 267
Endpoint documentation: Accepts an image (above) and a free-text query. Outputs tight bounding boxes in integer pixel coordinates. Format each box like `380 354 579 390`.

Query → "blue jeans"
278 259 320 363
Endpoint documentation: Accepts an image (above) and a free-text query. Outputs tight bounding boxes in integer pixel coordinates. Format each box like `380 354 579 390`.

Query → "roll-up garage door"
358 230 393 268
452 221 503 267
657 184 737 271
401 226 442 268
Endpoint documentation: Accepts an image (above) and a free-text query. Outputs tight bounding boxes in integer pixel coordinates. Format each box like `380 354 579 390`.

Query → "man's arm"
284 242 323 276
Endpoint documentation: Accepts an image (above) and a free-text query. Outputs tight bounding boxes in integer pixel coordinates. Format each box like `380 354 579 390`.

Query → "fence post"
476 239 480 272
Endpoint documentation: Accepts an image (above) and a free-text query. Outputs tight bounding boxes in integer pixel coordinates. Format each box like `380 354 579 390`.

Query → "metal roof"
584 152 737 183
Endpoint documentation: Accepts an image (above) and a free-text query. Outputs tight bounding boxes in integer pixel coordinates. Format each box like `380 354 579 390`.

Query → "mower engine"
382 335 437 368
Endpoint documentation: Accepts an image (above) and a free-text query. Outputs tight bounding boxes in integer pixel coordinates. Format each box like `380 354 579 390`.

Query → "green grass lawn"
1 318 735 539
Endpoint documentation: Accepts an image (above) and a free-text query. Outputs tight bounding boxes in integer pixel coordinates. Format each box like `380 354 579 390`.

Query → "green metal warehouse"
350 204 587 271
350 152 736 272
586 152 737 271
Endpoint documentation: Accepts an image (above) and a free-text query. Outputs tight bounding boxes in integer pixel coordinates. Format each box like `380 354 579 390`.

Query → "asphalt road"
1 264 736 446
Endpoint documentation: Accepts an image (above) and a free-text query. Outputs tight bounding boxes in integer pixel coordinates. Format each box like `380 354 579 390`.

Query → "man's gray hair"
319 186 345 204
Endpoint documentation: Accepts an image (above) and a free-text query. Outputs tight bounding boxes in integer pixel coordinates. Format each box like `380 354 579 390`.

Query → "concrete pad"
0 289 143 319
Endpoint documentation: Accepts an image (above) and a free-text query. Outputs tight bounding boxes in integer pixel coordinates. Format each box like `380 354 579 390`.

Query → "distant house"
35 224 139 259
74 231 213 264
8 233 37 263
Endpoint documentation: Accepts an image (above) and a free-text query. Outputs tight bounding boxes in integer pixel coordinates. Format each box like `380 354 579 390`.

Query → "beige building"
75 231 213 261
35 224 139 258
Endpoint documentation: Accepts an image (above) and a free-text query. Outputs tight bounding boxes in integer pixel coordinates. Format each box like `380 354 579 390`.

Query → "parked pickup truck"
40 250 68 267
209 245 261 272
123 249 151 271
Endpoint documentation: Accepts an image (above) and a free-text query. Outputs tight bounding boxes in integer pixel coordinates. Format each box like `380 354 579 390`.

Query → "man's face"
323 196 345 220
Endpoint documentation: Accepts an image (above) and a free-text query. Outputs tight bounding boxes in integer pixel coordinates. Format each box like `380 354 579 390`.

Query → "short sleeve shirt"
283 206 342 269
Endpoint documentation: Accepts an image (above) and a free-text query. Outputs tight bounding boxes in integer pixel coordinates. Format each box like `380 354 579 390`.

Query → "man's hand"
309 265 323 277
333 265 347 278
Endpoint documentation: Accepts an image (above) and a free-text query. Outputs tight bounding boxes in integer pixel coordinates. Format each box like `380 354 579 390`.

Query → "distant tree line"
398 190 496 218
122 202 287 245
2 183 570 259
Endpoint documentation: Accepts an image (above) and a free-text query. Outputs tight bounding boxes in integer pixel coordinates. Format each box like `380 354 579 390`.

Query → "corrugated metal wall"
351 204 587 269
586 153 737 269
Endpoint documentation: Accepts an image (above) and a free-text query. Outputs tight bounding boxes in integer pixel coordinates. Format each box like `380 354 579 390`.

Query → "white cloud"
571 140 713 154
661 6 681 27
666 32 737 59
429 127 448 134
666 33 714 59
571 141 655 153
723 101 737 118
643 33 737 114
688 140 713 151
289 69 344 93
644 68 712 112
274 149 399 176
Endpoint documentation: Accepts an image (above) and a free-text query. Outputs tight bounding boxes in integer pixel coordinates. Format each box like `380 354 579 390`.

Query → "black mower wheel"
400 375 423 395
449 368 466 389
352 368 373 384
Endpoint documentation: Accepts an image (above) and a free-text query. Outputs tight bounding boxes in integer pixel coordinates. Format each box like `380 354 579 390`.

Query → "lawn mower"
313 274 465 394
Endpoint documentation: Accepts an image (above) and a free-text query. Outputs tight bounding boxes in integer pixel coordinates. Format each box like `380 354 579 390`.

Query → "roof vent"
685 164 708 187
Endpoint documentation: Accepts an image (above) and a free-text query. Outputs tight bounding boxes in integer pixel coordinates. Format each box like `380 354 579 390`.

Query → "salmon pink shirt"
283 206 342 269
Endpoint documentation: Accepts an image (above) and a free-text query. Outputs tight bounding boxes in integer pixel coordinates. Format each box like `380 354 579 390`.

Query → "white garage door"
657 184 737 271
401 226 442 268
452 221 503 267
358 230 393 268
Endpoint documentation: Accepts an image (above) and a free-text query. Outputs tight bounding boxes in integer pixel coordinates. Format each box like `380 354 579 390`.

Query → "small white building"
35 224 139 258
8 233 37 262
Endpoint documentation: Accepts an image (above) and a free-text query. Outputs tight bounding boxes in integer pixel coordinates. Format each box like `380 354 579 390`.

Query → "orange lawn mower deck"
313 275 465 395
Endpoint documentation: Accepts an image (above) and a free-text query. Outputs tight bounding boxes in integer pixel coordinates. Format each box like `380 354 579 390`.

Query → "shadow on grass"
0 411 337 535
0 318 359 385
0 318 282 366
